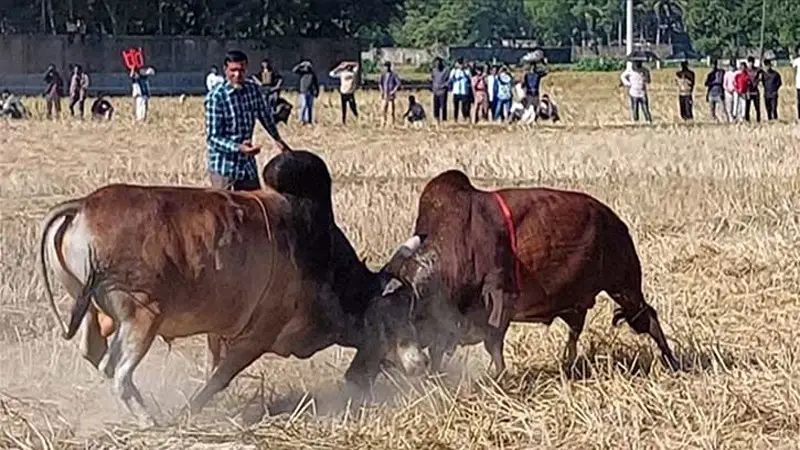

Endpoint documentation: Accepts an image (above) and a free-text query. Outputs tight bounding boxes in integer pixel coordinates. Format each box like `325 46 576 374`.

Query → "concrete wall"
0 34 360 95
361 47 440 66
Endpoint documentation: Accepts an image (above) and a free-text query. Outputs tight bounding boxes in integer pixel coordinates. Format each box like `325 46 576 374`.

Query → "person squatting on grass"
620 61 652 123
205 49 290 192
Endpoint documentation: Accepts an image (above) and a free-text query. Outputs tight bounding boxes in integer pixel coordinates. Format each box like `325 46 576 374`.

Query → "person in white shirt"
792 46 800 121
620 61 652 123
329 61 360 125
205 65 224 92
448 58 471 122
722 60 738 122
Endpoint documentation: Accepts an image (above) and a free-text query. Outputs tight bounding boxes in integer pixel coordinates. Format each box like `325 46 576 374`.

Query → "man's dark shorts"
209 172 261 191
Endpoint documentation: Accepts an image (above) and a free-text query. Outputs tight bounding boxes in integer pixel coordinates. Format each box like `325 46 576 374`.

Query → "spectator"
486 65 498 121
620 60 652 123
0 89 29 119
535 93 560 123
259 59 283 107
431 57 449 122
704 59 727 121
206 65 224 92
131 66 154 121
68 64 90 119
723 60 738 122
379 61 401 126
675 60 695 120
448 58 471 122
470 64 489 123
90 93 114 120
493 65 514 121
522 60 548 111
43 64 63 120
792 46 800 121
733 61 750 122
329 61 360 125
744 56 764 122
762 59 782 121
205 49 290 192
403 94 426 126
292 60 319 125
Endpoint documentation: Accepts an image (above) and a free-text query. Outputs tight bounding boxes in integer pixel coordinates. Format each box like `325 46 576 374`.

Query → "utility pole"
758 0 767 65
626 0 634 70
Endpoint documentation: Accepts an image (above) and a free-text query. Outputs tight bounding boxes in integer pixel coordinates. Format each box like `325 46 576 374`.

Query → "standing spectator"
329 61 360 125
379 61 401 126
259 59 283 107
205 49 291 192
762 59 782 121
792 46 800 121
704 59 727 121
68 64 90 119
723 60 738 122
292 60 319 125
43 64 63 120
206 65 224 92
733 61 750 122
470 65 489 123
675 61 695 120
131 66 153 121
494 65 514 121
522 60 548 111
620 61 652 123
744 56 764 122
431 57 449 122
449 58 471 122
486 65 498 121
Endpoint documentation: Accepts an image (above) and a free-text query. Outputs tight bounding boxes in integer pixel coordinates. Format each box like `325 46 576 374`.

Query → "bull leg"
108 314 160 426
343 348 380 399
78 304 108 369
610 293 680 371
428 333 457 374
188 337 266 415
205 333 227 379
558 310 586 374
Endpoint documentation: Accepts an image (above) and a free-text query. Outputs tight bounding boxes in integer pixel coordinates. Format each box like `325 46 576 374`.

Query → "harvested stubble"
2 70 800 449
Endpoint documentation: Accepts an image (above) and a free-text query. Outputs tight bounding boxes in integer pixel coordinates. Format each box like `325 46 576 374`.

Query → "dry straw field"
2 68 800 449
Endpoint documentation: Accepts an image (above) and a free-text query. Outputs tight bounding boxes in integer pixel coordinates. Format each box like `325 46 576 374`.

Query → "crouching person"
403 95 426 127
0 90 29 119
535 93 560 123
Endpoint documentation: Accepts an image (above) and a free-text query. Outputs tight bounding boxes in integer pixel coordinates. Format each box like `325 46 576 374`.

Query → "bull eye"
398 338 411 348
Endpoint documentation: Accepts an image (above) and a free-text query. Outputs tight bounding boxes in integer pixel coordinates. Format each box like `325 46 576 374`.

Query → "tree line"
2 0 799 57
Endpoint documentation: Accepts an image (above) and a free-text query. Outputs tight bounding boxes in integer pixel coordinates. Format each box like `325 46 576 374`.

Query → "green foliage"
361 59 380 74
574 56 626 71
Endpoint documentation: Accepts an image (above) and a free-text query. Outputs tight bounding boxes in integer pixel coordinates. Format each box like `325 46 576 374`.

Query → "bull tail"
64 253 99 340
38 198 84 338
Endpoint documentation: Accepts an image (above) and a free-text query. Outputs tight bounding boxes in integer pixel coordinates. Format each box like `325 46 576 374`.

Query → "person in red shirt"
733 62 749 122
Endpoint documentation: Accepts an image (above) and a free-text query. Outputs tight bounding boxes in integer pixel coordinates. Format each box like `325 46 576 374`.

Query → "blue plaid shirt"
205 79 278 181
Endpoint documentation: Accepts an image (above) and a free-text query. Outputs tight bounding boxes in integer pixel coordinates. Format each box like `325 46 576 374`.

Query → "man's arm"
204 92 240 154
390 73 401 95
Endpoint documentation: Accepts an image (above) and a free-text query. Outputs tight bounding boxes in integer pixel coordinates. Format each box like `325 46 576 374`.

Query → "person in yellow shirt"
329 61 360 125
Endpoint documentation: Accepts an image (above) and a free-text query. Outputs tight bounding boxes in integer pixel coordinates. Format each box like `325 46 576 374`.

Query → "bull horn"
379 235 423 276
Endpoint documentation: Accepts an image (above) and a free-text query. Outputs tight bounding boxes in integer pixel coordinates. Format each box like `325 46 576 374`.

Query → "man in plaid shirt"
205 50 290 191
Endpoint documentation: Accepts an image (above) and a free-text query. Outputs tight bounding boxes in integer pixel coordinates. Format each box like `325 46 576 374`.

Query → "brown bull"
385 169 679 376
38 183 427 424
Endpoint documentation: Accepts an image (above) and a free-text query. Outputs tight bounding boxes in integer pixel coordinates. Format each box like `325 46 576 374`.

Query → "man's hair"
747 56 755 63
224 50 248 66
1 89 10 96
408 94 416 102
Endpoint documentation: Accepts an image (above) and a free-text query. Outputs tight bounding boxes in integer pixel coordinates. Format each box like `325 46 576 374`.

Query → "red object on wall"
122 48 144 70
